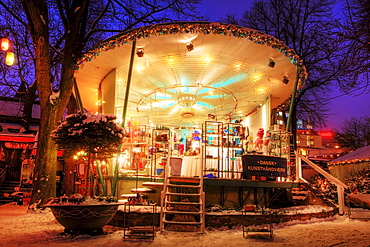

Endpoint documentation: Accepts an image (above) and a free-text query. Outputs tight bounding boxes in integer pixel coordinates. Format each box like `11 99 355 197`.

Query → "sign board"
242 154 287 178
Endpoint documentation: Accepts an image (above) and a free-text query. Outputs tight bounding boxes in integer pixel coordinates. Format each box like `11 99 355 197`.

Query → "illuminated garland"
328 158 370 166
75 22 307 87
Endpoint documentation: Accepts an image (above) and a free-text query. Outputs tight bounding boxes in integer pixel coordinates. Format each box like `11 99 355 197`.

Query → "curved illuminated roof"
75 22 306 127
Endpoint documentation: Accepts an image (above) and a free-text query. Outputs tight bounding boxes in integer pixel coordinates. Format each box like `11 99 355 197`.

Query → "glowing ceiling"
75 22 306 127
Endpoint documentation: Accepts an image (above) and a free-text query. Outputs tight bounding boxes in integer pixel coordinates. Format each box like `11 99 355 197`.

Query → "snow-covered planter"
45 194 121 233
50 113 125 233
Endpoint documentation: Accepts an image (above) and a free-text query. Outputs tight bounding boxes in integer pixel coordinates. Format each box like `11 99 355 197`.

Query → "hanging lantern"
1 38 10 51
5 51 15 66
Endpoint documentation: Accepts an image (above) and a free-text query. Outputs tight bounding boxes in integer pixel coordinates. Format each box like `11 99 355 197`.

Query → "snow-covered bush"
51 112 125 156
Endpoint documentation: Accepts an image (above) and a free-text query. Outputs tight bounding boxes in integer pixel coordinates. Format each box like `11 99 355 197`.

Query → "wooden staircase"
0 180 19 205
291 187 310 205
160 172 205 232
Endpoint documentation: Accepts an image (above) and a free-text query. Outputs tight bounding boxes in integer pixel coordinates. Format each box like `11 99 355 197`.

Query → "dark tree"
218 0 347 134
335 116 370 152
337 0 370 93
0 0 202 205
239 0 345 132
0 14 37 133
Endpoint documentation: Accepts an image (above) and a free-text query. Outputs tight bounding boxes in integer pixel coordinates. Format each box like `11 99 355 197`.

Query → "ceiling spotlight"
186 42 194 52
268 59 275 68
136 48 144 57
208 114 216 120
282 76 289 85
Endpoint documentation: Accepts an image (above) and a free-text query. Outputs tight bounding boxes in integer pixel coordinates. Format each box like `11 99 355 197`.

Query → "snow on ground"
0 203 370 247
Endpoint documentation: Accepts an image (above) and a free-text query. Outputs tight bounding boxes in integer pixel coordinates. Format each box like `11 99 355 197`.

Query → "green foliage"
52 112 125 155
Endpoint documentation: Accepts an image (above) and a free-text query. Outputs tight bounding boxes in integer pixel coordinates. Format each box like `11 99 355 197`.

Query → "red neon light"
318 131 333 137
0 135 34 142
32 149 64 157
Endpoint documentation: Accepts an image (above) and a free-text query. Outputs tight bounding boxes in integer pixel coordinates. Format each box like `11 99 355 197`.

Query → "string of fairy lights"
328 157 370 166
75 22 307 91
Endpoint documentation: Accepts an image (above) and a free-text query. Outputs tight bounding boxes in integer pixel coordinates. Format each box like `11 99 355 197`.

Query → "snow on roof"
0 123 39 132
328 145 370 165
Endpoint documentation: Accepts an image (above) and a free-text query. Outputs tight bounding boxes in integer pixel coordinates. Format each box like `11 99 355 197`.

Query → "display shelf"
267 130 291 160
202 121 223 178
123 203 156 240
150 128 171 181
120 125 150 176
223 123 244 179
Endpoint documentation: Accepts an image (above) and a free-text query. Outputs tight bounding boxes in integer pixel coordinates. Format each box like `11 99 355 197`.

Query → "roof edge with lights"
75 22 307 88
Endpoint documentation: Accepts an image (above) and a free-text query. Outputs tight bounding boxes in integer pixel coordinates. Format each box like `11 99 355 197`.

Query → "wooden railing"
295 152 348 215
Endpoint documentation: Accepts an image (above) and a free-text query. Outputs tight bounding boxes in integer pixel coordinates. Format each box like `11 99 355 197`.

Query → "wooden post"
296 152 348 215
337 185 345 215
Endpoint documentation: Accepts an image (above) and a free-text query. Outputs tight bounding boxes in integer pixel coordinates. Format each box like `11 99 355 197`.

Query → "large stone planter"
47 203 121 233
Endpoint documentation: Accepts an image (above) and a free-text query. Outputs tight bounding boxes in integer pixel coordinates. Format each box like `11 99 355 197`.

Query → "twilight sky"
197 0 370 130
198 0 251 20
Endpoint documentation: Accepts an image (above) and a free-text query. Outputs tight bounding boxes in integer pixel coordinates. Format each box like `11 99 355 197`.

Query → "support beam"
337 186 345 215
73 78 84 112
112 40 137 196
286 72 299 132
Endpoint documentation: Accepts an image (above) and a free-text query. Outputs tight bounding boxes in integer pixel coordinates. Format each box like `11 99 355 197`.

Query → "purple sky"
197 0 370 130
198 0 251 20
326 87 370 130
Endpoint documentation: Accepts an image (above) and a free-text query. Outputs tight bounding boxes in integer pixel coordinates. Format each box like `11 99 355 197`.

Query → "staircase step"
131 188 155 193
162 220 202 225
142 182 164 187
167 184 201 189
129 226 154 233
161 175 205 233
165 201 201 205
169 177 200 184
292 195 308 200
163 210 202 215
0 198 14 205
0 190 16 194
120 193 138 199
291 190 309 194
0 180 20 198
165 192 200 197
2 181 20 184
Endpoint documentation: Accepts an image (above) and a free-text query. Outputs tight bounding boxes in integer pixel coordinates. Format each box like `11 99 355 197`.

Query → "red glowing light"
318 131 333 137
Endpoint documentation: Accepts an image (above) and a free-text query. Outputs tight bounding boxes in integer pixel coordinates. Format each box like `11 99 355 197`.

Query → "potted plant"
47 112 125 233
45 193 121 234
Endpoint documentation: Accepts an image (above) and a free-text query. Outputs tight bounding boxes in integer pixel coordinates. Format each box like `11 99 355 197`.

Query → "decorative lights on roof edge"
75 22 308 87
328 158 370 166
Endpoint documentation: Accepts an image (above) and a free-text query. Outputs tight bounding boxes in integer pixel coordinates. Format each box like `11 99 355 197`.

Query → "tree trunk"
62 156 76 196
23 0 87 205
21 83 38 133
22 1 58 205
61 95 79 196
31 103 59 204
